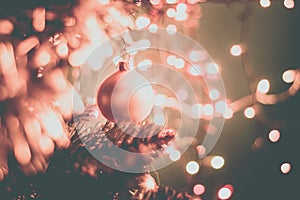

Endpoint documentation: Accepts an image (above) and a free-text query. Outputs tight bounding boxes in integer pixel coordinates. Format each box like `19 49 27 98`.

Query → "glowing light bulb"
260 0 271 8
284 0 295 9
268 129 280 143
230 45 243 56
280 162 291 174
186 161 200 175
193 184 205 195
244 107 255 119
282 70 296 83
257 79 270 93
211 156 225 169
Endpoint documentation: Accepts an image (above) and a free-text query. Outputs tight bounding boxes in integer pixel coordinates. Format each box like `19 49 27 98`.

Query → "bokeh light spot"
148 23 158 33
209 89 220 100
268 129 281 143
260 0 271 8
169 149 181 161
282 70 296 83
136 17 150 29
218 185 234 200
206 63 219 75
186 161 200 175
244 107 255 119
257 79 270 94
284 0 295 9
167 8 176 18
203 104 214 116
281 162 291 174
193 184 205 195
230 45 242 56
166 24 177 35
211 156 225 169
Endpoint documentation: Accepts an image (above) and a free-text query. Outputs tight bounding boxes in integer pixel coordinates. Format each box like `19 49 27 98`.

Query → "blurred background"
157 1 300 199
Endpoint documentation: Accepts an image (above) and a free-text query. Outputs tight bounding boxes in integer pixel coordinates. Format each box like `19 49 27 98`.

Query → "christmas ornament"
97 62 154 123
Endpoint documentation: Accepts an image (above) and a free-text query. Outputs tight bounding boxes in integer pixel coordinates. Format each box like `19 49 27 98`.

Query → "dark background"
157 1 300 199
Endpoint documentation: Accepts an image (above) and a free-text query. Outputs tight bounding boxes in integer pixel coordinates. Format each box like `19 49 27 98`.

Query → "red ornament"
97 62 154 123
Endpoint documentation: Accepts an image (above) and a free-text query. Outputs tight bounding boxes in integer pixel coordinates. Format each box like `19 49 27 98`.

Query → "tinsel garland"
0 105 193 200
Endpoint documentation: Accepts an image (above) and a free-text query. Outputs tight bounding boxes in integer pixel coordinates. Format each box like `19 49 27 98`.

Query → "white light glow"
260 0 271 8
284 0 295 9
186 161 200 175
282 70 296 83
257 79 270 94
268 129 281 143
244 107 255 119
211 156 225 169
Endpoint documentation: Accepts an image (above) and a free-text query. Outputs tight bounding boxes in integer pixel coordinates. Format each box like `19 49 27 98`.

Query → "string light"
193 184 205 195
230 44 243 56
186 161 200 175
284 0 295 9
282 69 296 83
280 162 291 174
244 107 255 119
257 79 270 94
268 130 281 143
211 156 225 169
260 0 271 8
217 185 234 200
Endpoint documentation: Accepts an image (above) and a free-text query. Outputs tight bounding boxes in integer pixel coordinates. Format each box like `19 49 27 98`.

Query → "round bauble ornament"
97 62 154 123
